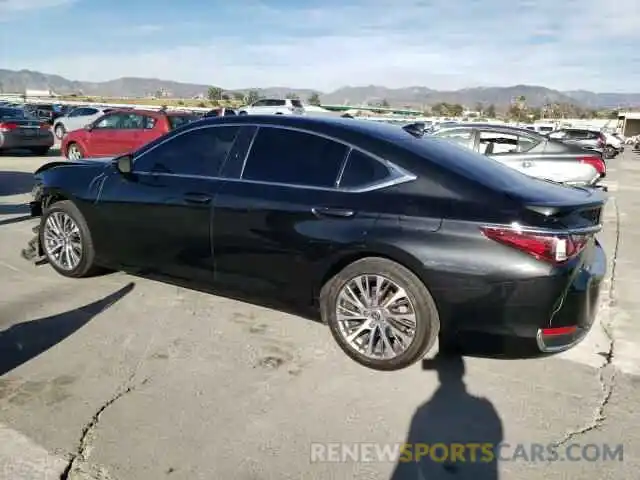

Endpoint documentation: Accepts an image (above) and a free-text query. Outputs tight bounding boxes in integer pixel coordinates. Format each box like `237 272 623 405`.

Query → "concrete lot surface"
1 148 640 479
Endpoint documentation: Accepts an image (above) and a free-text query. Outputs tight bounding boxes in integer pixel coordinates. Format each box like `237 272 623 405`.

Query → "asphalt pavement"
1 148 639 480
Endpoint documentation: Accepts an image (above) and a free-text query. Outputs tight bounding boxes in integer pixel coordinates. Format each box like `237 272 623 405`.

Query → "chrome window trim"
133 122 417 193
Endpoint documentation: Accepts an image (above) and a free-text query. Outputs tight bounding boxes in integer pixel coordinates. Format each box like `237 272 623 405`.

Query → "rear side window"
242 127 348 187
478 131 540 153
339 150 390 188
291 100 303 108
168 115 197 130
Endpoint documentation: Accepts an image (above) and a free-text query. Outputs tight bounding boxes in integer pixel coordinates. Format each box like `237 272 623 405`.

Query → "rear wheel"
39 200 100 278
29 147 49 156
604 146 616 159
54 124 66 139
67 142 83 160
320 257 440 371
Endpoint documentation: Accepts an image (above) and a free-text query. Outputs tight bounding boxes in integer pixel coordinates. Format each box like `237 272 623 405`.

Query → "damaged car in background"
24 115 607 371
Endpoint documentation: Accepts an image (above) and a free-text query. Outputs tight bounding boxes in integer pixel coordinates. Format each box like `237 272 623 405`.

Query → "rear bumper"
0 131 54 149
440 241 606 357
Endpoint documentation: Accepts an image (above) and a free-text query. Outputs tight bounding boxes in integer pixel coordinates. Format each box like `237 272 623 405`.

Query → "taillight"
579 156 606 176
40 123 50 129
0 122 18 132
481 226 588 264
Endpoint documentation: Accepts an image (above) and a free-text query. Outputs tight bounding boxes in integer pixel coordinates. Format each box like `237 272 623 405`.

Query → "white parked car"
52 106 113 139
238 98 305 116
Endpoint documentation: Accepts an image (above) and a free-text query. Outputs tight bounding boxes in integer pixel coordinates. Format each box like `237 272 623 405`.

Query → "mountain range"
1 69 639 109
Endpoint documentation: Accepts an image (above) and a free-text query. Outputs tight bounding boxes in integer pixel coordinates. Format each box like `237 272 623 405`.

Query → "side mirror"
115 154 133 174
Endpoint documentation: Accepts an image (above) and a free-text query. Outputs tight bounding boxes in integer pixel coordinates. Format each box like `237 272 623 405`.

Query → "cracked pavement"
1 150 640 480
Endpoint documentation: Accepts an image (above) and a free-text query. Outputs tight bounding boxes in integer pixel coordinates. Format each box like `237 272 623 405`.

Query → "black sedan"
0 107 55 155
27 115 606 371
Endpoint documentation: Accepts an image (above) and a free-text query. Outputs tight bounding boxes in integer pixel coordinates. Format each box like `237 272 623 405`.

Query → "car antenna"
402 122 427 138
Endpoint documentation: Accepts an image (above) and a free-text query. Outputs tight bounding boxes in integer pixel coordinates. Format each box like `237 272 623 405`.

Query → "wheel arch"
316 245 445 321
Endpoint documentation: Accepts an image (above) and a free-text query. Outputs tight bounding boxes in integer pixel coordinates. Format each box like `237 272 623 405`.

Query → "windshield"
0 107 27 119
168 114 198 130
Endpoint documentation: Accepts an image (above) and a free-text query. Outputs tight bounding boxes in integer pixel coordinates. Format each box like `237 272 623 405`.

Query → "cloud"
0 0 75 13
5 0 640 92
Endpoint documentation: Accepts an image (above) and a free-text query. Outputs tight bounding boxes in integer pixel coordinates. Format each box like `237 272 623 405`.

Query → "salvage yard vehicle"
28 115 606 371
428 123 605 186
61 108 199 160
52 106 114 139
0 107 55 155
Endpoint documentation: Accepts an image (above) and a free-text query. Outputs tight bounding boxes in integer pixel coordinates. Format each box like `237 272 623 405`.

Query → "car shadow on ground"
0 171 34 196
0 148 60 158
390 353 503 480
0 282 135 376
129 271 322 323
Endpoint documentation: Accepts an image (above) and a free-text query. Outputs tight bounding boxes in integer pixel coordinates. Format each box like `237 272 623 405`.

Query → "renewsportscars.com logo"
310 442 624 463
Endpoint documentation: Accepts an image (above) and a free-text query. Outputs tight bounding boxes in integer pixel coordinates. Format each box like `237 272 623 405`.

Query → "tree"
449 104 464 117
486 104 496 118
245 89 261 104
307 92 321 105
207 86 223 102
381 99 390 108
232 92 245 102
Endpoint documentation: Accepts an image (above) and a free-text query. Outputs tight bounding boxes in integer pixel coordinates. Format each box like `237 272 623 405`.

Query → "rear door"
212 126 379 299
93 124 243 281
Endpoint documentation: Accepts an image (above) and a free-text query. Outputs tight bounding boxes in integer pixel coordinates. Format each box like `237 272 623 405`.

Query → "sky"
1 0 639 92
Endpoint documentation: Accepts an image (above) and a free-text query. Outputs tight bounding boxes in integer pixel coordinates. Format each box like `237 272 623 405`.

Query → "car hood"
34 157 115 175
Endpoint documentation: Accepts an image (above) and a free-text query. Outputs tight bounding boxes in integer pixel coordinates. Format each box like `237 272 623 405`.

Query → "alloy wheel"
68 144 81 161
43 211 83 271
335 274 417 360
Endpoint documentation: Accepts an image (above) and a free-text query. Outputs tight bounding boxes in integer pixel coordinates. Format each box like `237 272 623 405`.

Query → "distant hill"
1 68 638 109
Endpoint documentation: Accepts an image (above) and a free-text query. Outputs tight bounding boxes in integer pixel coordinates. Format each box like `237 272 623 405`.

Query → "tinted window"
291 100 303 108
242 127 348 187
339 150 390 188
143 116 156 129
268 99 286 106
168 115 197 130
135 126 240 176
0 107 25 119
121 113 145 129
95 114 125 129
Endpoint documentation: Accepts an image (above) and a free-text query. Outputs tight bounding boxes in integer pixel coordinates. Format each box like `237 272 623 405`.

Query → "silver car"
0 107 54 155
52 106 113 139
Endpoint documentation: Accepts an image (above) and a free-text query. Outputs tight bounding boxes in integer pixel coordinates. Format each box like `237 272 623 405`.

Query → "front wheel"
320 257 440 371
39 200 100 278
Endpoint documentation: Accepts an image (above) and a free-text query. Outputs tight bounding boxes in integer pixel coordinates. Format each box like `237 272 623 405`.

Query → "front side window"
94 114 125 129
134 126 240 176
241 127 348 187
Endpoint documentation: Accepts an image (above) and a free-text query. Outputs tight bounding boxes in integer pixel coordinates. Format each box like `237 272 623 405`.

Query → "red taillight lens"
39 123 50 129
0 122 18 132
481 226 588 264
579 156 606 176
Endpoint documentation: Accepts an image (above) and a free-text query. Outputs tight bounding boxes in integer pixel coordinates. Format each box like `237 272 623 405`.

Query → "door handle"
183 192 211 204
311 207 355 218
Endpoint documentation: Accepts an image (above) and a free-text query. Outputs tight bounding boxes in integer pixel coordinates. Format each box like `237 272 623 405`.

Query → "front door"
92 124 243 282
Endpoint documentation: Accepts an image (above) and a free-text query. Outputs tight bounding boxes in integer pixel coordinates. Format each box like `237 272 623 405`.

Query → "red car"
61 108 198 160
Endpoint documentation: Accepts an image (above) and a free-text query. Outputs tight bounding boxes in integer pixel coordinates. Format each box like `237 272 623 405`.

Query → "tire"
604 146 616 159
54 124 66 139
39 200 100 278
66 142 83 160
320 257 440 371
30 147 50 156
238 111 248 116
